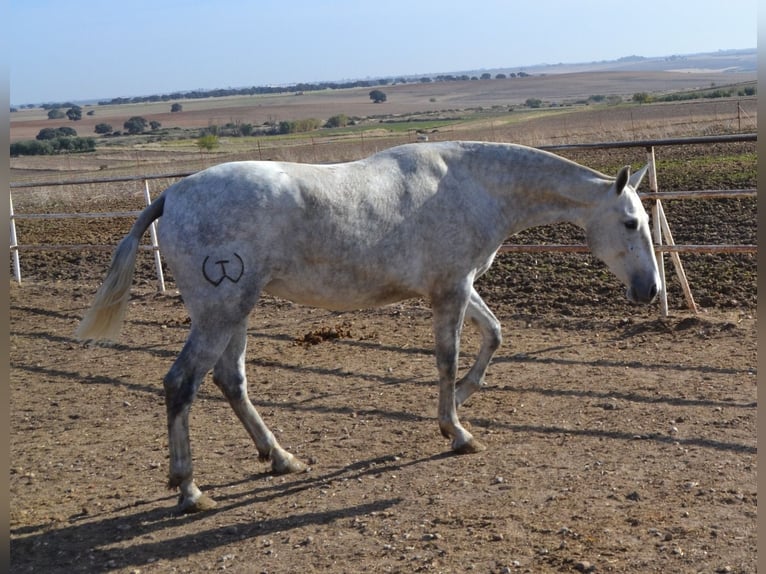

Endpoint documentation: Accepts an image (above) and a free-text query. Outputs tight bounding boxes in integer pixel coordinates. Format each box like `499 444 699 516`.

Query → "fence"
10 133 757 316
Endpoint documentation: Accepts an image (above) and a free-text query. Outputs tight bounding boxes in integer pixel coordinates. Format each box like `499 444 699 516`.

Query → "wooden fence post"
646 146 698 315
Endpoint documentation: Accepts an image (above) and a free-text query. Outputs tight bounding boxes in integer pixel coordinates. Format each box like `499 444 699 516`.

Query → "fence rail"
9 133 757 315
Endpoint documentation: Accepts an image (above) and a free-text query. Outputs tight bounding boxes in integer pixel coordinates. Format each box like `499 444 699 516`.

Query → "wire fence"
10 133 756 316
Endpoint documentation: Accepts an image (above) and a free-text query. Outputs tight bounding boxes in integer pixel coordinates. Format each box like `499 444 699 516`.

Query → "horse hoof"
271 451 308 474
176 492 217 514
452 438 487 455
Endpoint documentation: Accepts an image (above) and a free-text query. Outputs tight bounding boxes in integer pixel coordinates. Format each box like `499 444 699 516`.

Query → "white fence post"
646 146 668 316
143 180 166 293
9 193 21 284
7 134 757 314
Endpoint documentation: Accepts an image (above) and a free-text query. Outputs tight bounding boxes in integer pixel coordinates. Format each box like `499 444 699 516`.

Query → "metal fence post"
9 193 21 284
143 180 166 292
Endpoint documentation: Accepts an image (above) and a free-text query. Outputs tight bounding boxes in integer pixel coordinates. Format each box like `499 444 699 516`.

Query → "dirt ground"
9 142 757 573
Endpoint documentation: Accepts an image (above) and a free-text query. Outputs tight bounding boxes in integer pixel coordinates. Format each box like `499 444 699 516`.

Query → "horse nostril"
649 283 658 300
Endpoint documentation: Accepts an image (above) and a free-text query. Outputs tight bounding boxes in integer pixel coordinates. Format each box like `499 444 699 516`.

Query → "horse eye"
624 219 639 231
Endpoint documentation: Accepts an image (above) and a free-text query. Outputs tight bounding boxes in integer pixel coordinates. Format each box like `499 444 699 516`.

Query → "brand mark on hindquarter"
202 253 244 286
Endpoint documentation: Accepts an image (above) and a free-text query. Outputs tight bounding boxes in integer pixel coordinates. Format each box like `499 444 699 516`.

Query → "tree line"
94 73 532 106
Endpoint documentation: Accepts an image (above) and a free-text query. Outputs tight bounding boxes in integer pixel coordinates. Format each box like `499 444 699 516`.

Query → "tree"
150 120 161 130
66 106 82 121
369 89 387 103
37 127 77 140
123 116 148 134
37 127 59 140
11 140 53 156
94 123 113 134
171 103 183 112
47 108 65 119
525 98 543 108
11 136 95 156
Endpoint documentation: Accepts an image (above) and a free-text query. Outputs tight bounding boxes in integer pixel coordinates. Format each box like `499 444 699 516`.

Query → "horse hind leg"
164 323 235 513
455 288 502 408
212 319 307 475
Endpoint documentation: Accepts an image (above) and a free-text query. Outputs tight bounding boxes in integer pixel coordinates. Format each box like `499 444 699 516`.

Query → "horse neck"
463 143 607 232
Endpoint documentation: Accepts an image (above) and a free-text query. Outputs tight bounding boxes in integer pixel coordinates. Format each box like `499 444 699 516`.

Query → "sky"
9 0 759 105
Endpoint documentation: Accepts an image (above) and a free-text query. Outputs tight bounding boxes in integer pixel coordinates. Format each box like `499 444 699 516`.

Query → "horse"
76 141 660 512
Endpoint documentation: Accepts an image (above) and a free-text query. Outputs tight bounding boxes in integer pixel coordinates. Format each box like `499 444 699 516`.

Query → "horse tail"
75 193 166 342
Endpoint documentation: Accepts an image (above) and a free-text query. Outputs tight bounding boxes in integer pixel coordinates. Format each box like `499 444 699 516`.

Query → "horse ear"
628 163 650 191
615 166 630 194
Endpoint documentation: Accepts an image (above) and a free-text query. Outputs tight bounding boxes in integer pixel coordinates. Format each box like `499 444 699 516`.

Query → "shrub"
11 140 53 156
632 92 651 104
196 134 219 151
37 127 77 140
11 136 95 156
278 118 321 134
325 114 349 128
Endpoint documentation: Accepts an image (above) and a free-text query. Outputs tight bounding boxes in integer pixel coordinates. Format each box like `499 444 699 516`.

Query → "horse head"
585 165 661 304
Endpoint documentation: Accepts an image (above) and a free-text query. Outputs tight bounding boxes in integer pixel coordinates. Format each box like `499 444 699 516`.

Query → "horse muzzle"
627 276 660 304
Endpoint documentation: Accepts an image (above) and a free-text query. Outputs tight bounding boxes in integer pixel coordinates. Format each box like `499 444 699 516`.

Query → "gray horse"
77 141 660 512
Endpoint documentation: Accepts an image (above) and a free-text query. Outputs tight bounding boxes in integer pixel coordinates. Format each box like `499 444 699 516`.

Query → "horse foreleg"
456 288 502 407
431 289 487 454
212 321 307 475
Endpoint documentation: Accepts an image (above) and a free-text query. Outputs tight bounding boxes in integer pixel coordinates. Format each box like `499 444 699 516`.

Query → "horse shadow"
10 452 439 573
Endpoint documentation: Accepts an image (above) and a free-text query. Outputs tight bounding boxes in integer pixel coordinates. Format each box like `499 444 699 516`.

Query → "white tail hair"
76 194 166 342
75 236 141 341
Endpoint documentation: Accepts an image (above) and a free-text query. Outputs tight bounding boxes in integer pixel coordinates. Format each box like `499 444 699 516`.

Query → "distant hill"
14 48 756 109
466 48 756 77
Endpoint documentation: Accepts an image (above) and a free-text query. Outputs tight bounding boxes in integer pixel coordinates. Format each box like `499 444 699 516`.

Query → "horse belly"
264 269 421 311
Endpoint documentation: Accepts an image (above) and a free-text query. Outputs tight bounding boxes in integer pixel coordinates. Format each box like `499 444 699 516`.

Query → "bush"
278 118 321 134
325 114 349 128
11 140 53 156
95 123 113 134
196 134 219 151
632 92 651 104
11 136 95 156
37 127 77 140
